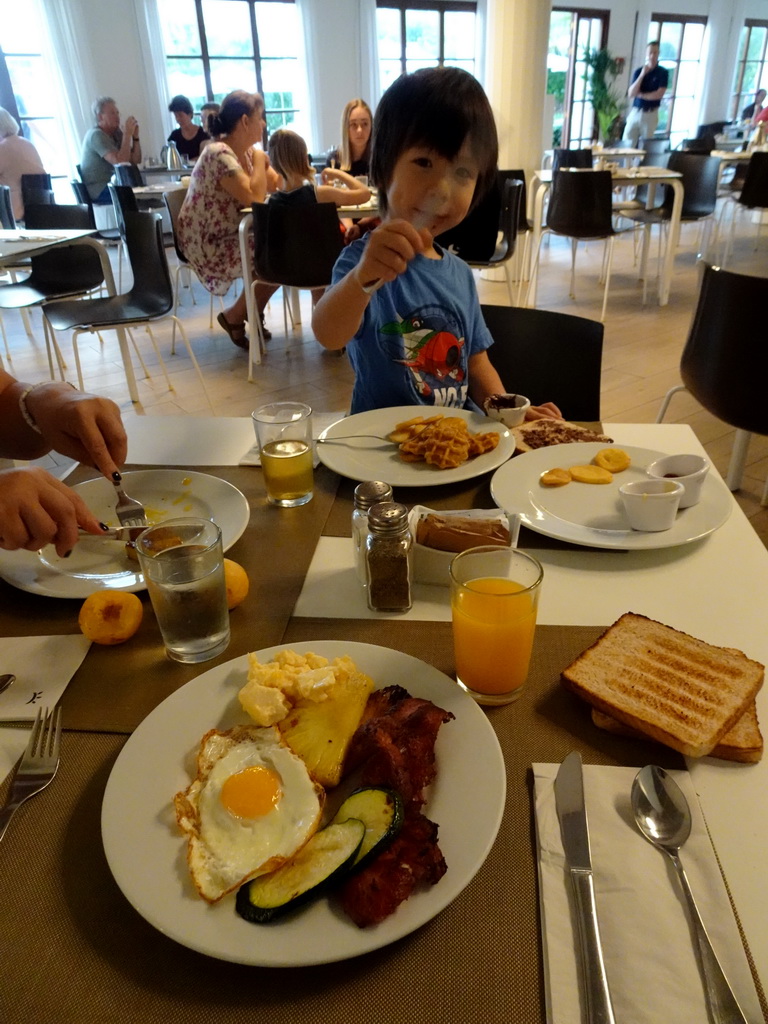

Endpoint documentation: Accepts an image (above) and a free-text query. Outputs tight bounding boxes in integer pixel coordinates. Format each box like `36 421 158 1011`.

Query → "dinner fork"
112 473 147 529
0 706 62 845
316 434 394 447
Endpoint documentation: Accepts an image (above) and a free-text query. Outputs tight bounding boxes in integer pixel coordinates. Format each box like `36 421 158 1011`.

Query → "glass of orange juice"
449 546 543 705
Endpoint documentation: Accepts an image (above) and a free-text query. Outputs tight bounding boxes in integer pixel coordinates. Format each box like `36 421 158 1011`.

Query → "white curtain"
295 0 322 154
359 0 381 109
132 0 172 160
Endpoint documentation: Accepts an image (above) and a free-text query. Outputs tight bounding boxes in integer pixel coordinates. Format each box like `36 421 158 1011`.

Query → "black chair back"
108 183 139 241
122 211 173 315
114 163 145 187
680 136 715 154
481 304 603 420
252 201 344 289
434 177 502 261
162 188 190 265
552 148 593 174
546 170 614 239
663 152 719 220
634 149 671 207
639 136 671 157
738 152 768 210
70 180 97 226
21 173 54 207
680 263 768 435
506 168 530 234
19 204 103 293
0 185 15 228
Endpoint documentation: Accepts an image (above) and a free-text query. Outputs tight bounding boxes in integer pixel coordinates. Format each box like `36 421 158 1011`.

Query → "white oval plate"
0 470 250 598
317 405 514 486
490 443 732 550
101 641 505 966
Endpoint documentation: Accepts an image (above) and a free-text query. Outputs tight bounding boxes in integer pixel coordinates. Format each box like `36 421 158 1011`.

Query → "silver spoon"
0 674 15 695
631 765 749 1024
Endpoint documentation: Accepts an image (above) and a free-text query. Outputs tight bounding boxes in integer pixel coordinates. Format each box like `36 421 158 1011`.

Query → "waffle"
467 431 500 458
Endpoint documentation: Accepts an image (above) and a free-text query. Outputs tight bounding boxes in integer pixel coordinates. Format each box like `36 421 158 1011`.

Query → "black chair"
0 184 15 229
114 163 163 210
70 180 124 286
20 173 54 210
0 203 105 377
527 169 617 321
639 136 671 158
481 304 604 420
621 152 720 301
656 263 768 502
42 211 213 410
681 135 716 155
719 152 768 266
436 176 523 303
162 186 219 347
551 148 593 175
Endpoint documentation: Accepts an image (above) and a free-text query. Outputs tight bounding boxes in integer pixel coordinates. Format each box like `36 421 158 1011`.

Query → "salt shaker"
352 481 393 584
365 502 413 612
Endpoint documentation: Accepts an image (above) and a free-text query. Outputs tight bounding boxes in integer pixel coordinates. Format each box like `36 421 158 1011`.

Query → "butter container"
408 505 513 586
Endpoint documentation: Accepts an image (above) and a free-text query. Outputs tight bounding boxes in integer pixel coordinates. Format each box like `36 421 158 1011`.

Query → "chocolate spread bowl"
483 394 531 427
646 454 709 509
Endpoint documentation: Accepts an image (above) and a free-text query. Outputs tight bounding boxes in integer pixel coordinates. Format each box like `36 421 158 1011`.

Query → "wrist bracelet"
19 381 77 434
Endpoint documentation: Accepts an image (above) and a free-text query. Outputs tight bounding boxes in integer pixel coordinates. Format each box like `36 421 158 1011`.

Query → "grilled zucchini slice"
235 818 365 924
330 787 404 870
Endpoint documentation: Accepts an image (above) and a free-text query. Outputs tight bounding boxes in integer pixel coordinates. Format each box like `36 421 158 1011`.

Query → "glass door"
548 8 609 149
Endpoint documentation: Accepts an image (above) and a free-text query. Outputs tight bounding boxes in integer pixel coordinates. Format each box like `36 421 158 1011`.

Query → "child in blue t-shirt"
312 67 561 419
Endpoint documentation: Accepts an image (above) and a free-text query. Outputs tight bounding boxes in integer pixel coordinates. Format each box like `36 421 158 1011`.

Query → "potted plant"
584 47 624 143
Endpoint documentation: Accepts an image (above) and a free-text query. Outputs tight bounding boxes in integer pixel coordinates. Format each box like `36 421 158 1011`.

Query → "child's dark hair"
370 67 498 215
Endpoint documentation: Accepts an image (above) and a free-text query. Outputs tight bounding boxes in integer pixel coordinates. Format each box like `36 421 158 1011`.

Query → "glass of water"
136 518 230 663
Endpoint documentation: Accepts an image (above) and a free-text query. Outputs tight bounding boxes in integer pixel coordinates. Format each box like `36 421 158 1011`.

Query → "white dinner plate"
490 443 732 550
317 405 514 486
101 641 506 966
0 470 250 598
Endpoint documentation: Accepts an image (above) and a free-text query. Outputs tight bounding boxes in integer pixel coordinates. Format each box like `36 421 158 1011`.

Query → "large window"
376 2 477 93
0 2 69 185
648 15 707 148
157 0 306 138
548 9 609 149
730 21 768 121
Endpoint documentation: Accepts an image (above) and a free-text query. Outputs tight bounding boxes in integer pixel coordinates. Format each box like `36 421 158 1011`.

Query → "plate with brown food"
0 470 250 598
490 443 732 550
316 406 515 486
101 641 505 966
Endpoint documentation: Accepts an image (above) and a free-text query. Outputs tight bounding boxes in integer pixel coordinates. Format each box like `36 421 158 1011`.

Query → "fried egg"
174 725 324 903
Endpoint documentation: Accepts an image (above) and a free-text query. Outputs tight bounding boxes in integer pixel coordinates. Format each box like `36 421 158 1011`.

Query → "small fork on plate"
0 706 62 845
112 474 147 529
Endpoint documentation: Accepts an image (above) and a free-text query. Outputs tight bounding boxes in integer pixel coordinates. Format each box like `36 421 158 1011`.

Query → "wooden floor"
3 203 768 546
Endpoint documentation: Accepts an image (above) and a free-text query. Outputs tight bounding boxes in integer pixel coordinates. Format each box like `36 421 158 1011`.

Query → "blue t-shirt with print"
331 239 494 414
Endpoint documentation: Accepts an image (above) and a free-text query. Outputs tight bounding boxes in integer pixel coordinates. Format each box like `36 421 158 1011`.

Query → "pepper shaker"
352 481 393 584
365 502 413 612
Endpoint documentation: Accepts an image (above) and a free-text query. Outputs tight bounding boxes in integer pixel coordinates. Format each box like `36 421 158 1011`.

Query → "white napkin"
533 763 762 1024
239 410 346 467
0 635 90 722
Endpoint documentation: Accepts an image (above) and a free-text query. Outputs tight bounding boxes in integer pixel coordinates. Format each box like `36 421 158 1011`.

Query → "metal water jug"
166 140 184 170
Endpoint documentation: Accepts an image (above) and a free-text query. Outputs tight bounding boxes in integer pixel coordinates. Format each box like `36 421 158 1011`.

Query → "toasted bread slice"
561 613 765 758
591 703 763 763
512 420 613 454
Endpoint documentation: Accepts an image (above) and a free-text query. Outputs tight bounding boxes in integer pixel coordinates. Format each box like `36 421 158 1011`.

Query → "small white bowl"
483 394 531 428
619 479 684 532
646 454 709 508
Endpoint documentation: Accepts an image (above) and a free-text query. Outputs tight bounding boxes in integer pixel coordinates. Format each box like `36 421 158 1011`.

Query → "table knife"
554 752 617 1024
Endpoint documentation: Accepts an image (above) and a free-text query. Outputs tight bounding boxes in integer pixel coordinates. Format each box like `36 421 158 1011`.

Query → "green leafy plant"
583 47 624 143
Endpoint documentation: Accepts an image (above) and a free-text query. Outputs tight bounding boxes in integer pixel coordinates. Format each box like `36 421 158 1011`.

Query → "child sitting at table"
255 129 372 309
312 67 561 419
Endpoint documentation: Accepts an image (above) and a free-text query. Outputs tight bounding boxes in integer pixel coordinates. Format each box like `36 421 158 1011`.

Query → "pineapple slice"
278 665 374 787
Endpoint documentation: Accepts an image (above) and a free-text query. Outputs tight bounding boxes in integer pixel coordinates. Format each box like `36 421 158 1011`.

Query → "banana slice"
540 468 572 487
570 464 613 484
594 447 631 473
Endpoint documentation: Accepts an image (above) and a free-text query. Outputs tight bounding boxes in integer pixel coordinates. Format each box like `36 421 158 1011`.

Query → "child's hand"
354 219 431 290
320 168 341 186
524 402 563 421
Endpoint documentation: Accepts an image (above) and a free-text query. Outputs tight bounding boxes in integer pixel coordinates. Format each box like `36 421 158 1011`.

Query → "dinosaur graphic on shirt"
381 310 467 403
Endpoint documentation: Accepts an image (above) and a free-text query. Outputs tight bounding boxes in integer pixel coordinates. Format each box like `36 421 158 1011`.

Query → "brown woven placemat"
0 623 687 1024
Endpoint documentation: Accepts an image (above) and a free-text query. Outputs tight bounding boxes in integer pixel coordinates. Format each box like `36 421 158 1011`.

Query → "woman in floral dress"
178 90 273 347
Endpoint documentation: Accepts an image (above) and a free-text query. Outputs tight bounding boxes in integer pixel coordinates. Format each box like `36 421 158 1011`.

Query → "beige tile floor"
3 204 767 547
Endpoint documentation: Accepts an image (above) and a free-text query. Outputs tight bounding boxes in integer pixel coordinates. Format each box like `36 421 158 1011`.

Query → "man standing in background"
80 97 141 203
623 42 669 146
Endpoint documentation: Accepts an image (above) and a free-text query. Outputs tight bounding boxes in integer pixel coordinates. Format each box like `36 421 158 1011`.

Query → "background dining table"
1 415 767 1023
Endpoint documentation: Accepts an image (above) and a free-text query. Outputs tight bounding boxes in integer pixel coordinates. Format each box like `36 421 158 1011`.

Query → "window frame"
648 13 708 147
375 0 477 80
550 8 610 149
730 20 768 121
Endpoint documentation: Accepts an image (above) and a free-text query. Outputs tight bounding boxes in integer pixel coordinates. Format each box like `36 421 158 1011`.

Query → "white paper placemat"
0 635 90 722
533 763 762 1024
239 410 346 467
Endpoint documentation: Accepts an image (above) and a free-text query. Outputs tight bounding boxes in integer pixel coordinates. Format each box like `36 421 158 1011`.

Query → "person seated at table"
0 371 127 558
0 108 47 223
177 90 277 348
255 128 372 311
80 96 141 203
742 89 766 125
167 95 209 162
325 99 373 179
312 68 561 421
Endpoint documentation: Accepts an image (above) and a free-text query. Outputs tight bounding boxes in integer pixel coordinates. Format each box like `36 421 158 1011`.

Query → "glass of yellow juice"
252 402 314 507
449 546 543 705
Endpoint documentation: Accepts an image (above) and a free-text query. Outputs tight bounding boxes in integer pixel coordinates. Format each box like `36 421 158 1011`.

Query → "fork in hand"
112 472 148 529
0 706 62 845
